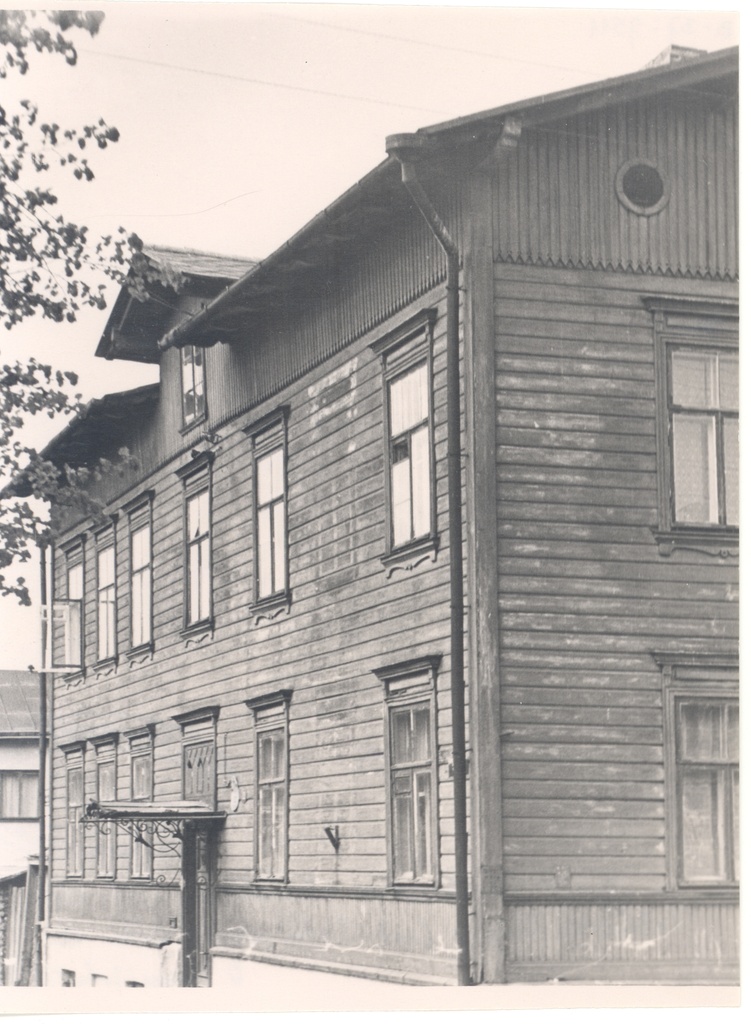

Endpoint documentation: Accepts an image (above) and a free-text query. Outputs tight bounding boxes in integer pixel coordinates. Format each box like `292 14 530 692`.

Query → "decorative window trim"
644 296 739 558
246 690 292 883
372 310 439 572
94 524 118 668
653 652 739 893
244 408 291 616
126 493 154 657
177 455 214 633
373 656 441 889
615 158 671 216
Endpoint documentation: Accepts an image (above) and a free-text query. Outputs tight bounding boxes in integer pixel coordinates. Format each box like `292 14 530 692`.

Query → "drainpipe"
36 542 48 986
385 135 470 986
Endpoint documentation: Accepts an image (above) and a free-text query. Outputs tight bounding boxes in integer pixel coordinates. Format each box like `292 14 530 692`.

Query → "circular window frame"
615 158 670 217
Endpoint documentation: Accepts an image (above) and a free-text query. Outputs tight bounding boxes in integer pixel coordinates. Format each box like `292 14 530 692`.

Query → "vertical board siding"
494 263 738 901
495 94 738 279
506 901 739 979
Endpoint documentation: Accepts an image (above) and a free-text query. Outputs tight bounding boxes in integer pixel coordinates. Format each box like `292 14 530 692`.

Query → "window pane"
679 703 723 762
189 542 201 623
411 425 430 537
414 770 432 879
270 448 285 501
98 760 115 802
723 418 739 527
681 768 725 881
391 709 413 764
732 769 739 882
719 353 739 412
412 706 431 762
68 765 83 805
727 704 739 761
392 783 414 880
132 524 150 571
132 568 151 647
389 364 428 437
20 773 38 817
258 505 272 598
391 460 412 547
67 563 83 601
273 500 286 592
98 546 115 587
199 537 210 620
2 774 19 816
672 351 717 408
188 490 208 539
672 414 718 523
257 452 275 507
98 587 116 660
132 752 151 800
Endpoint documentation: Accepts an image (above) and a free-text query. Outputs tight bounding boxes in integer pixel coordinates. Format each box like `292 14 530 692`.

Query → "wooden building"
34 47 737 987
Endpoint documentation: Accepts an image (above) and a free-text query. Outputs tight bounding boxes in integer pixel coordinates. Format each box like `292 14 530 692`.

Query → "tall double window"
372 310 437 562
95 528 117 663
246 690 291 882
178 458 213 630
64 745 85 878
126 494 153 651
92 736 117 878
128 728 154 880
374 657 440 887
245 411 289 608
181 345 206 427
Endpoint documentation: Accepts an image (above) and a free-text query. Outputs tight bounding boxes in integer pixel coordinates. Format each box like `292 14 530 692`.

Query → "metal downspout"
36 543 48 986
385 138 471 987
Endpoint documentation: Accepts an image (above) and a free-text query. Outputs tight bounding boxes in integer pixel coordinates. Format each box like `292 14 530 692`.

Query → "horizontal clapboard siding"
494 262 738 897
494 91 738 279
50 284 466 932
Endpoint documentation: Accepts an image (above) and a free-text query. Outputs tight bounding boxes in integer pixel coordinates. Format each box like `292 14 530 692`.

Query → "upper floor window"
181 345 206 427
245 411 289 608
0 771 38 820
374 657 441 887
246 690 292 883
95 530 117 663
371 310 437 564
645 297 738 553
669 348 738 526
126 494 153 651
65 545 84 670
177 458 213 630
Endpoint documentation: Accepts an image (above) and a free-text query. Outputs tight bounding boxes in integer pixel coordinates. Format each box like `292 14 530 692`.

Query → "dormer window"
181 345 206 427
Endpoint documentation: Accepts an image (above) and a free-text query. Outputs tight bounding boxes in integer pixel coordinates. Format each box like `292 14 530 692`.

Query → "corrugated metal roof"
0 670 40 735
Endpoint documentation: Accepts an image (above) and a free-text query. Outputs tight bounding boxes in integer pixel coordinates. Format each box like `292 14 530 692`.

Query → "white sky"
0 1 741 668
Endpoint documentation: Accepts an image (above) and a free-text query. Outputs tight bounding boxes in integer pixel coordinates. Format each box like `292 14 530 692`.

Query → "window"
174 707 219 808
96 531 117 663
93 737 117 878
658 654 739 890
65 545 84 670
0 771 38 819
126 496 153 651
128 729 153 880
61 970 76 987
181 345 206 427
372 310 437 563
675 698 738 885
246 690 292 882
245 411 289 607
374 657 440 886
646 298 738 552
64 746 85 878
177 458 213 630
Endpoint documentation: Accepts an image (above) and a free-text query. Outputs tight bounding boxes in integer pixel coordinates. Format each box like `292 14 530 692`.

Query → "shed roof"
0 670 40 737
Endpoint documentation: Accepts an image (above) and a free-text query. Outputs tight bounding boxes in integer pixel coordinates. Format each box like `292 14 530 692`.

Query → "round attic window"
616 159 670 216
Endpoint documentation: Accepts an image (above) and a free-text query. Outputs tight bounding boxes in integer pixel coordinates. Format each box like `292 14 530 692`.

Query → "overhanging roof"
85 800 226 823
160 45 737 352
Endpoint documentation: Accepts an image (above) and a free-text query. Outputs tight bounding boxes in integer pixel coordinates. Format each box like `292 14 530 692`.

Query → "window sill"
653 526 739 559
250 591 292 625
180 618 214 644
382 535 439 577
126 642 154 665
93 657 118 677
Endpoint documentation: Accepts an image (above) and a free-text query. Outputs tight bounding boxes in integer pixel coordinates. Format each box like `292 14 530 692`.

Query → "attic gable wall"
493 91 737 278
